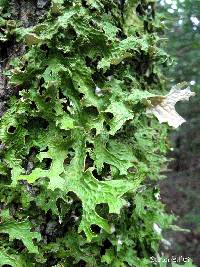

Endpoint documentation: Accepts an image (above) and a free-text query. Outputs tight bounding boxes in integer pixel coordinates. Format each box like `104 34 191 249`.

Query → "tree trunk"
0 0 49 115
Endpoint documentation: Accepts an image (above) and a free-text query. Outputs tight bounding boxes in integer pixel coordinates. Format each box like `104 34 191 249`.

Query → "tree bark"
0 0 49 115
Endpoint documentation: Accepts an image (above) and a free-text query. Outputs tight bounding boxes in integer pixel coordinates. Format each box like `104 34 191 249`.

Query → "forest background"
159 0 200 265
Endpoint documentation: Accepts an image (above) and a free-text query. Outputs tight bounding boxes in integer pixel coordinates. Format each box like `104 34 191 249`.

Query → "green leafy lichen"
0 220 41 253
0 0 194 266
